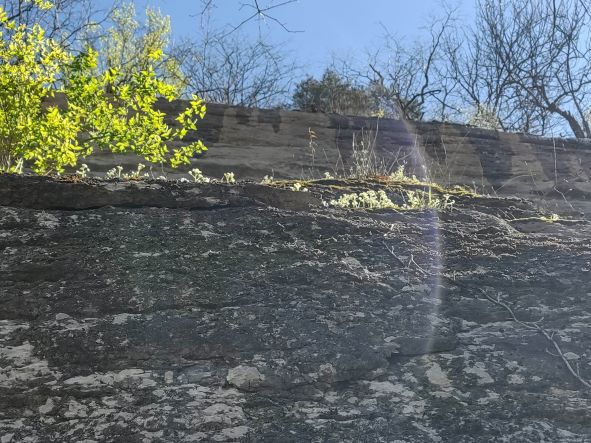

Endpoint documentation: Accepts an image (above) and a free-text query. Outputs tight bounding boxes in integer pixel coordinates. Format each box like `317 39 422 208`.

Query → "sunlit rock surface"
75 101 591 215
1 175 590 442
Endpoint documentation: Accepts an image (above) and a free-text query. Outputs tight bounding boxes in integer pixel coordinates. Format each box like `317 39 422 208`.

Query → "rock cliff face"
1 175 590 442
78 101 591 214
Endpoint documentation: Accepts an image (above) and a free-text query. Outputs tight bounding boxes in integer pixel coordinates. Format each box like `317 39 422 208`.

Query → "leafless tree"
1 0 117 49
341 9 455 121
449 0 591 138
174 31 297 107
169 1 299 107
443 7 527 131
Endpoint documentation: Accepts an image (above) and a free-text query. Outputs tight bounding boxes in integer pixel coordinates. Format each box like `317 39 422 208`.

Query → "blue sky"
121 0 474 77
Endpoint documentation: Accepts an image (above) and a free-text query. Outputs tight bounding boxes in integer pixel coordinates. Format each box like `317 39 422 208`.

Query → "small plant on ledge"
330 189 454 211
222 172 236 184
189 168 211 183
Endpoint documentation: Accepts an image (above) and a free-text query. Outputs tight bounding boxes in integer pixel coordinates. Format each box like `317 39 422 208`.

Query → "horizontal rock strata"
0 175 590 442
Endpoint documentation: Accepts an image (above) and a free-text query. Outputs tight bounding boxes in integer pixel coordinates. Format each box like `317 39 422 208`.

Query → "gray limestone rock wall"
1 175 590 442
74 100 591 214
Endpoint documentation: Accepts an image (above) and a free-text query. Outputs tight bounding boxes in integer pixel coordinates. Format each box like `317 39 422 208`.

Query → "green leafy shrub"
0 2 206 175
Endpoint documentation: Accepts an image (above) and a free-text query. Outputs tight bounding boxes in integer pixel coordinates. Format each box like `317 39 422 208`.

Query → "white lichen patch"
132 252 163 258
402 400 426 416
201 403 246 425
36 381 250 441
111 313 141 325
457 321 513 343
0 208 21 223
288 402 331 420
64 399 89 418
0 321 29 336
505 360 526 371
2 246 17 255
340 256 382 281
464 362 494 385
64 373 115 387
315 363 336 383
38 398 55 415
403 372 419 384
226 365 264 390
185 433 208 442
477 390 500 405
367 380 414 400
53 316 98 332
212 425 250 442
413 422 443 442
63 369 158 390
35 212 60 229
199 230 220 240
182 387 249 436
316 391 336 405
508 374 525 385
425 362 452 389
0 341 61 388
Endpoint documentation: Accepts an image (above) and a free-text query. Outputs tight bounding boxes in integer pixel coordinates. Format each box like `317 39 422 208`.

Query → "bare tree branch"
196 0 302 38
173 28 297 107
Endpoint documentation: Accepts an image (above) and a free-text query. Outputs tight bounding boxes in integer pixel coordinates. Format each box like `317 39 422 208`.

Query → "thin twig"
409 253 428 276
479 289 591 389
383 242 406 267
221 0 302 37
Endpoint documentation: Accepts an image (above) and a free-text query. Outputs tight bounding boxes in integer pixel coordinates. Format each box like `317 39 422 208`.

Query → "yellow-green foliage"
0 2 206 175
387 166 479 198
388 165 424 184
101 3 185 91
330 189 454 211
290 182 308 192
0 4 73 173
540 213 560 223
